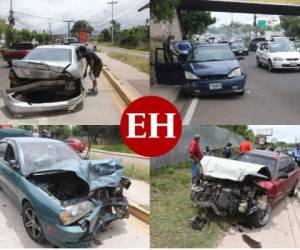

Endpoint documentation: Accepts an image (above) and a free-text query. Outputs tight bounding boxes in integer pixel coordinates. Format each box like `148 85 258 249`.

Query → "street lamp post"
107 1 118 44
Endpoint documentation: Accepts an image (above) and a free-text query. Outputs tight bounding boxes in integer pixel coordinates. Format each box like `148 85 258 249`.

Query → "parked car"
256 42 300 72
64 37 79 45
230 41 249 56
0 128 32 139
1 42 36 66
64 138 86 153
249 37 266 51
1 45 87 117
154 44 247 96
0 137 131 247
192 151 300 227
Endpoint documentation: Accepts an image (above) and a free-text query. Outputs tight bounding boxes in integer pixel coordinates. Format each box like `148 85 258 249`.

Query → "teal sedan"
0 137 131 247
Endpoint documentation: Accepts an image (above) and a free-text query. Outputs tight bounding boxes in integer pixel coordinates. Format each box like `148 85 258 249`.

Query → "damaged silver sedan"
0 45 87 116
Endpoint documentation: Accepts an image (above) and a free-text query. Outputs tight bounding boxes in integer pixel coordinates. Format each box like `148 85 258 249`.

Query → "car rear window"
190 46 235 62
236 153 277 177
16 43 34 50
25 48 72 62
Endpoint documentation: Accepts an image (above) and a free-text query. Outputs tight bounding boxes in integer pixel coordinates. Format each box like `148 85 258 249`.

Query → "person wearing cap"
189 134 203 182
175 34 192 62
239 137 252 153
78 45 103 94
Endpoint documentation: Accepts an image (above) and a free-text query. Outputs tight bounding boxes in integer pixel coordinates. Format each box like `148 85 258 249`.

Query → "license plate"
209 82 222 90
30 70 44 77
239 50 243 53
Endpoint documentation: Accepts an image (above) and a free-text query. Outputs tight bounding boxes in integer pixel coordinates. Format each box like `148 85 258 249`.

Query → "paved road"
0 189 149 248
0 58 125 125
218 190 300 248
152 52 300 124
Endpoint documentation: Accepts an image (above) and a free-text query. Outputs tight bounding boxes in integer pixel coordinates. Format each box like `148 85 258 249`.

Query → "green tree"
71 20 94 36
180 11 216 36
280 16 300 38
219 125 255 141
98 28 111 42
151 0 182 21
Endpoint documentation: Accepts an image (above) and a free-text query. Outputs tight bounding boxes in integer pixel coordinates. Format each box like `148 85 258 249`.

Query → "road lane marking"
183 97 198 125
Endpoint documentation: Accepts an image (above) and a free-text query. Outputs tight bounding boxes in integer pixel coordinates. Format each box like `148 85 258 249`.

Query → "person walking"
189 134 203 183
223 142 233 158
78 45 103 95
239 137 252 153
163 35 175 64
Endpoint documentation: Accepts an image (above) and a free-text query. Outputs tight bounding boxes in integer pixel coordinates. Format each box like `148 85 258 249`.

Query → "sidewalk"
97 52 149 96
125 179 150 210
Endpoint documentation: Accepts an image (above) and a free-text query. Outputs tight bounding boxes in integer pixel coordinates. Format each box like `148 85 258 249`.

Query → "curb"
90 148 149 160
102 67 136 106
128 200 150 225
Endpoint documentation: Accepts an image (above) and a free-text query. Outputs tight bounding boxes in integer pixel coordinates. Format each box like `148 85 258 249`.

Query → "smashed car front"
0 46 86 116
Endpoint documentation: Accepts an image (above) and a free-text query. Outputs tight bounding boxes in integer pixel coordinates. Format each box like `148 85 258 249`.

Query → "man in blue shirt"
175 35 192 62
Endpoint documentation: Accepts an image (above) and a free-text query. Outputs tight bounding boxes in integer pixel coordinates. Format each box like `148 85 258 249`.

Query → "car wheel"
180 87 191 97
268 60 274 72
8 61 12 67
256 57 261 67
22 203 46 244
248 200 272 228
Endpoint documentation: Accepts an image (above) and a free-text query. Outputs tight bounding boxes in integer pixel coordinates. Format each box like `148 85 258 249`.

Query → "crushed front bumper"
43 198 129 248
0 89 86 117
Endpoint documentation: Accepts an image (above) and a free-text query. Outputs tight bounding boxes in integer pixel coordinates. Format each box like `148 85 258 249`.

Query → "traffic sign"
258 20 266 30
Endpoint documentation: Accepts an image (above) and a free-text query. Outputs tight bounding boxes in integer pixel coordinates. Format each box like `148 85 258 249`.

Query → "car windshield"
20 141 81 175
236 153 277 177
231 42 244 48
269 43 296 53
190 46 235 62
25 48 72 62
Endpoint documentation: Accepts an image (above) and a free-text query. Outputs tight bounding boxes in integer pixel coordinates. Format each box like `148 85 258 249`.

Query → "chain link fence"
151 125 243 169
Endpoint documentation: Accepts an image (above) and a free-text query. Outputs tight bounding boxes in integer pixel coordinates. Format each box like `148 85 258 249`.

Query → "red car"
64 138 86 153
2 42 36 66
237 150 300 205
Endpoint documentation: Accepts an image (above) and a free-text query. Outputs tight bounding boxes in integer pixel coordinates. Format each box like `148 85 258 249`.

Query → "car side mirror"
9 160 19 170
277 171 288 180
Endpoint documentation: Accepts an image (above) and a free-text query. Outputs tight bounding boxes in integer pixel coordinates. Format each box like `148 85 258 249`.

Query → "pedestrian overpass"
179 0 300 15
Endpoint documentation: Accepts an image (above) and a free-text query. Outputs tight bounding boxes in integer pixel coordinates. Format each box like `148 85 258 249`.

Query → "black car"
230 42 249 56
249 37 266 51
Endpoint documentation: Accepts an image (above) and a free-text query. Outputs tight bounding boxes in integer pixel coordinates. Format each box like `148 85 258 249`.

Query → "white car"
256 42 300 72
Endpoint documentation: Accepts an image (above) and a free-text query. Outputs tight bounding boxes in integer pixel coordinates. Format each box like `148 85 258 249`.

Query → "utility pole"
63 19 75 37
253 14 257 37
8 0 15 26
107 1 118 44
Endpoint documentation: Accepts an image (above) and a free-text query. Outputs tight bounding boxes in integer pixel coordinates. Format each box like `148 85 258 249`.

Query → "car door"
258 44 267 64
0 141 8 189
0 141 21 206
273 158 295 202
155 48 185 85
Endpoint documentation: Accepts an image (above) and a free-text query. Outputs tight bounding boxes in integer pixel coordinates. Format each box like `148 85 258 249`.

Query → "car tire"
22 203 46 244
268 60 274 72
256 57 262 67
248 200 272 228
289 181 299 197
180 88 192 97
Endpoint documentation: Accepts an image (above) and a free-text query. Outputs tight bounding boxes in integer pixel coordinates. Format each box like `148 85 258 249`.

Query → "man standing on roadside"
239 137 252 153
189 134 203 183
78 46 103 95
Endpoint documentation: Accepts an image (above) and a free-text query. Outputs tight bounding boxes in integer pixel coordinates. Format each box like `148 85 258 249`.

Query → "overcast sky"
211 12 280 26
0 0 149 34
249 125 300 143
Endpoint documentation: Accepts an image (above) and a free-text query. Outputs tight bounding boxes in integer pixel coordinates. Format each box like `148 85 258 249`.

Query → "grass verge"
91 144 133 154
124 164 149 183
99 42 149 52
151 162 228 248
107 52 150 74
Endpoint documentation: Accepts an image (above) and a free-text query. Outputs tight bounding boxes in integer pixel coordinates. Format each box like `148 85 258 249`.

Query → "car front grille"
286 58 299 61
200 75 228 81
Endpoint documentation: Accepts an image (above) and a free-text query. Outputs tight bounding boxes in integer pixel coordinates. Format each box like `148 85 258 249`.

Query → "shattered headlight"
60 201 95 226
185 71 200 80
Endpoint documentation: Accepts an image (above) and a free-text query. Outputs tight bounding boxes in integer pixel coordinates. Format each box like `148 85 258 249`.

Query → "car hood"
27 159 123 191
187 60 240 76
13 60 71 79
201 156 269 182
270 51 300 58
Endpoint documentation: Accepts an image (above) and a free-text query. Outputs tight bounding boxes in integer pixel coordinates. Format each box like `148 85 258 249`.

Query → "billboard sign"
254 128 273 136
79 31 88 43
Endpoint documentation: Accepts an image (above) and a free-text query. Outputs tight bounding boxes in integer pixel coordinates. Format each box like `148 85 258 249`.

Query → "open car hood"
28 159 123 191
201 156 270 182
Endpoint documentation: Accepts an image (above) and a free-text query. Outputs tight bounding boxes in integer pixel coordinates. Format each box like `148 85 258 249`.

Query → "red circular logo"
120 96 182 157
